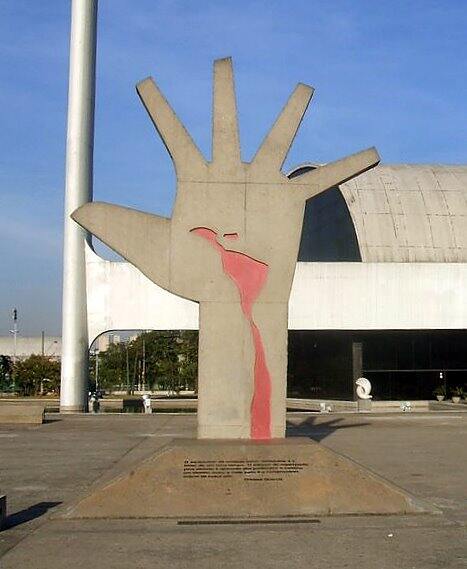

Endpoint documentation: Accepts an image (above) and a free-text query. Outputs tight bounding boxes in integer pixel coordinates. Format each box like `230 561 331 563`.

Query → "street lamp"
91 346 99 394
9 308 18 392
124 339 131 395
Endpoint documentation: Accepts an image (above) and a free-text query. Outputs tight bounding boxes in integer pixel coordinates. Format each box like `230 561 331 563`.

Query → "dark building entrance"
287 330 467 400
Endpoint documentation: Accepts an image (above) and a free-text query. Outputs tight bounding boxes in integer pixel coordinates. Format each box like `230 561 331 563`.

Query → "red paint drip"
191 227 271 439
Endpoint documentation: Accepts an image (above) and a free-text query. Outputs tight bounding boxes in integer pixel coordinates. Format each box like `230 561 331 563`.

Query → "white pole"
60 0 98 412
95 349 99 393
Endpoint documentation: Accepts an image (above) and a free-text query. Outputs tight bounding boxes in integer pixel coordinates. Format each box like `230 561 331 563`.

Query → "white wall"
0 336 61 358
290 262 467 330
86 245 198 343
86 245 467 344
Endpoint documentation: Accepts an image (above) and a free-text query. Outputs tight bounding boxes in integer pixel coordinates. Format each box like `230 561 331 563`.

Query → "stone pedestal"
65 438 434 519
358 399 372 412
0 405 44 424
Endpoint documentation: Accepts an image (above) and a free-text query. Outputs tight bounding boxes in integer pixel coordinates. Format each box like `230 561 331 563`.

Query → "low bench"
0 404 45 424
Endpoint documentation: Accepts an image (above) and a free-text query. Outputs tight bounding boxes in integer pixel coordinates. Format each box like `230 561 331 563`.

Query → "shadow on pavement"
286 416 370 442
43 418 62 424
5 501 62 530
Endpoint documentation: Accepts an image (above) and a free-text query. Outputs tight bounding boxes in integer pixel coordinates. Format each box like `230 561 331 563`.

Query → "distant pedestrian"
89 392 100 414
142 394 152 414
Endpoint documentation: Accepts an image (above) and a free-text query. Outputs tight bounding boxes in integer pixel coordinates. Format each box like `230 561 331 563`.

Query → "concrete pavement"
0 411 466 568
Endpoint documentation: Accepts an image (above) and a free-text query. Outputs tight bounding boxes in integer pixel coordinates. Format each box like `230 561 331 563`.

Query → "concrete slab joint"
71 57 380 440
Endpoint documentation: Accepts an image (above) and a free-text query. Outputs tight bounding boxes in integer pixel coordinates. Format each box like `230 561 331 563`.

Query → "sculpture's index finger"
136 76 207 179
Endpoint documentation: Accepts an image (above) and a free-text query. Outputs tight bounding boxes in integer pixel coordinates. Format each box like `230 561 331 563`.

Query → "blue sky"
0 0 466 336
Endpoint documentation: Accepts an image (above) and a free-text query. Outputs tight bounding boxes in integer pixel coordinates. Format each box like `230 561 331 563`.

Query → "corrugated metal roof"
339 164 467 262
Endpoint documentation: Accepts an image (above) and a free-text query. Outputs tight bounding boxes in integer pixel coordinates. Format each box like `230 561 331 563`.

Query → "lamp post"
91 346 99 393
141 335 146 392
125 340 130 395
95 349 99 394
9 308 18 392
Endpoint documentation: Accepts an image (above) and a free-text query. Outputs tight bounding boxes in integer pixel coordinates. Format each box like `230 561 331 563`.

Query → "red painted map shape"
191 227 271 439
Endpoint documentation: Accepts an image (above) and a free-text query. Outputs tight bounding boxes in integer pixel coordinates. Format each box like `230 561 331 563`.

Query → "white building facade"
83 164 467 400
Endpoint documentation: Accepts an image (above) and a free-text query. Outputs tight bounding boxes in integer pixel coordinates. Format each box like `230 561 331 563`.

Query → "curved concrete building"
296 164 467 263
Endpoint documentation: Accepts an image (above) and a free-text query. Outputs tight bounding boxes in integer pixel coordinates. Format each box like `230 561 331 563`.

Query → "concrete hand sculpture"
72 58 380 440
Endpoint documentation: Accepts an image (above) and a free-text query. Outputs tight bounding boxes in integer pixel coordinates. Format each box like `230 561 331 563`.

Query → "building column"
352 341 363 401
60 0 98 413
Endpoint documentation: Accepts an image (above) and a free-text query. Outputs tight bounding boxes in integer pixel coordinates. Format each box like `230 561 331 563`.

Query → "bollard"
0 495 6 530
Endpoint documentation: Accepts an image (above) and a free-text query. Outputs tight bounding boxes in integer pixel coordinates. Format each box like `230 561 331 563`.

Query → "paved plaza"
0 411 466 568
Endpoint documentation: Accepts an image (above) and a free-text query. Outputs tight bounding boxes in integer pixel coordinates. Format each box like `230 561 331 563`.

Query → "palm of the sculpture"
169 167 304 303
71 57 379 306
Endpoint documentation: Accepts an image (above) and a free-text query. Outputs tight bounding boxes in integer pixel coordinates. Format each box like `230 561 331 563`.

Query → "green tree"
142 331 180 392
90 342 127 392
92 331 199 393
0 355 13 391
14 355 61 396
178 331 198 392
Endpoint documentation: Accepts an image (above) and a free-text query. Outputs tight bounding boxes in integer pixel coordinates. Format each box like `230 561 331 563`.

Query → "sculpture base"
358 399 373 412
64 438 435 519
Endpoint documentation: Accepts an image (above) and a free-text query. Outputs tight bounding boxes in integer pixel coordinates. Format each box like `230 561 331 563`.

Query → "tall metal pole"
10 308 18 392
60 0 98 413
94 348 99 393
142 336 146 391
126 343 130 395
